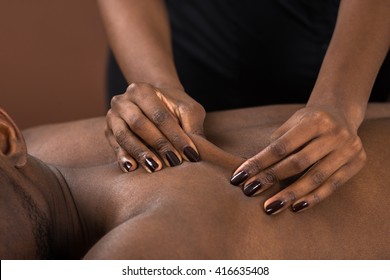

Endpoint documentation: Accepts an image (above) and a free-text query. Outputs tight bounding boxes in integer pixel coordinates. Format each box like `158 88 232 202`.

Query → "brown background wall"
0 0 108 129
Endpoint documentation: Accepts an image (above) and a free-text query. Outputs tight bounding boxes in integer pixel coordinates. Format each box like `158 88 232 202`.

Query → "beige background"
0 0 108 129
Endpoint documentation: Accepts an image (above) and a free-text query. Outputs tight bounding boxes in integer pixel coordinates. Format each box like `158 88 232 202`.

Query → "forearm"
309 0 390 129
97 0 183 89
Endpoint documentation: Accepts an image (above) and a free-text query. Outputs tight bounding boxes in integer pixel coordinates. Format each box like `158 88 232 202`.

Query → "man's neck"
22 155 86 258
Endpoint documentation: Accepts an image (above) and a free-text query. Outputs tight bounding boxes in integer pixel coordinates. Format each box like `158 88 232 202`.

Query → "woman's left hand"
230 105 367 215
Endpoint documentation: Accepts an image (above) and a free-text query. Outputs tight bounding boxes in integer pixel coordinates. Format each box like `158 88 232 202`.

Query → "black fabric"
107 0 389 111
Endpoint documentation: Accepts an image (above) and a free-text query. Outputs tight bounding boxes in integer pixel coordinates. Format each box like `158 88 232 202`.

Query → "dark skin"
99 0 390 214
0 104 382 259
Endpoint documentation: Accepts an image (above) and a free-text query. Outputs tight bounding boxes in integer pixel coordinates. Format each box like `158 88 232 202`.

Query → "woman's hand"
105 82 206 173
230 105 367 214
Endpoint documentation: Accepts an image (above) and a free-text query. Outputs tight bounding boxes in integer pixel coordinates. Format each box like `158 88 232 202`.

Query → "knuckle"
311 110 326 120
178 104 191 115
106 108 113 118
106 109 116 124
290 154 311 172
169 134 188 148
330 179 342 192
244 158 264 175
350 137 363 152
126 82 152 99
263 168 278 185
130 147 148 162
127 82 145 92
311 170 326 186
270 141 288 158
312 111 331 122
337 127 351 140
315 111 334 130
113 145 121 153
358 149 367 163
115 133 134 154
110 94 124 108
312 193 322 204
195 103 206 116
151 110 169 126
129 115 147 131
170 134 180 143
181 101 205 115
153 138 170 152
114 129 128 144
285 190 297 202
310 110 327 122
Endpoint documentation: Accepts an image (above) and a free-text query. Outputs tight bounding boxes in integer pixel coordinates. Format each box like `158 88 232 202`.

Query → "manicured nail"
243 181 262 196
292 201 309 213
123 161 132 172
145 157 159 172
184 146 200 162
166 151 181 167
265 200 285 215
230 170 249 186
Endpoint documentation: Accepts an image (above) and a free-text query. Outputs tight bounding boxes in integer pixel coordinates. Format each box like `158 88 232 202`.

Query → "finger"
241 135 336 196
117 104 182 167
230 120 318 186
107 111 162 173
154 88 206 137
129 83 200 162
263 146 366 215
105 125 137 172
153 88 181 125
291 150 366 213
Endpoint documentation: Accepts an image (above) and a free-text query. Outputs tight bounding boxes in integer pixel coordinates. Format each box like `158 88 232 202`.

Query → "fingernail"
166 151 181 167
123 161 132 172
243 181 262 196
184 146 200 162
265 200 285 215
292 201 309 213
230 170 249 186
145 157 159 172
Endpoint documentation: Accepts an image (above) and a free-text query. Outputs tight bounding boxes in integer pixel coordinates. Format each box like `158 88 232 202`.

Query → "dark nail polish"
145 157 159 172
265 200 285 215
123 161 132 172
230 170 249 186
166 151 181 167
292 201 309 213
243 181 262 196
184 146 200 162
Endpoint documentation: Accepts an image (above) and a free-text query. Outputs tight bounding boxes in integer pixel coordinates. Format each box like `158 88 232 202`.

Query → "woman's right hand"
105 82 206 173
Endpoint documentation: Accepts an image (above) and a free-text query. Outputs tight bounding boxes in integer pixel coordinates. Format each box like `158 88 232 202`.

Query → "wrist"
127 75 184 92
125 63 184 92
152 80 185 92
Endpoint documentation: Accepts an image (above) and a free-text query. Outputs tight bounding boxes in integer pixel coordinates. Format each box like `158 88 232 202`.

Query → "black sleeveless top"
107 0 389 111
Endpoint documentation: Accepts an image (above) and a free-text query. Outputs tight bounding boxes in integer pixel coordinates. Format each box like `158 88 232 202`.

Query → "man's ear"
0 109 27 168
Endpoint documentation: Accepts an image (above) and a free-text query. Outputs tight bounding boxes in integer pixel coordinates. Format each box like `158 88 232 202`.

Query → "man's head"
0 108 87 259
0 108 54 259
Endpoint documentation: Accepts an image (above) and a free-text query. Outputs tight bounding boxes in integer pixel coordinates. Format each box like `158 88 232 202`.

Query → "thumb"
155 87 206 136
179 104 206 137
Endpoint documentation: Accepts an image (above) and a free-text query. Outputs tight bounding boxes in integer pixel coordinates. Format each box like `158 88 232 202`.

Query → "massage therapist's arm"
231 0 390 214
98 0 205 172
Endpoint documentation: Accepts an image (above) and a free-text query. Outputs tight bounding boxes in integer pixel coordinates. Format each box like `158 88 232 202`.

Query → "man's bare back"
21 104 390 259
